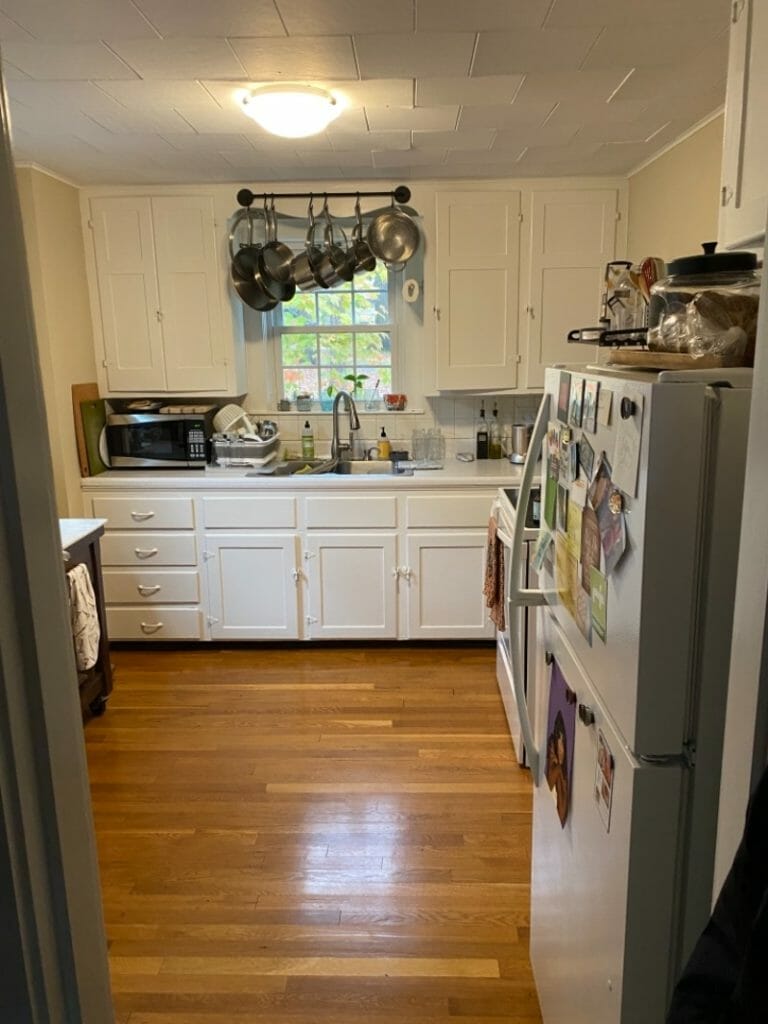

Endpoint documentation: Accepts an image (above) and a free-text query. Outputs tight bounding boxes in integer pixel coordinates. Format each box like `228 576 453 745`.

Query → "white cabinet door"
720 0 768 249
205 533 300 640
152 196 228 392
305 532 398 639
406 532 494 640
435 191 521 390
522 190 618 389
90 197 166 392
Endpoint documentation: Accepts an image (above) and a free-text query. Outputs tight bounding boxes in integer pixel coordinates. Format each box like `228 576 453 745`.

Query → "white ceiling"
2 0 730 186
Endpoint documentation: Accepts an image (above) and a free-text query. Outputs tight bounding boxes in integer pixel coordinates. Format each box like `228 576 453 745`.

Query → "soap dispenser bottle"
489 402 502 459
301 420 315 460
475 402 489 460
378 427 391 460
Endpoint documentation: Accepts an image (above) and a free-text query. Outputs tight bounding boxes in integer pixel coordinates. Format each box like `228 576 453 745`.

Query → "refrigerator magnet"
612 388 644 497
532 528 554 573
567 501 582 561
581 507 601 594
594 728 615 832
556 484 569 533
579 435 595 480
597 387 613 427
583 379 600 433
544 475 557 530
557 372 571 423
568 441 579 483
546 661 577 829
568 377 585 428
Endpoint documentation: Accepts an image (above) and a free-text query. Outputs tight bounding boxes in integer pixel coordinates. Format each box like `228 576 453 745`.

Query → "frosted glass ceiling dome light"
240 85 343 138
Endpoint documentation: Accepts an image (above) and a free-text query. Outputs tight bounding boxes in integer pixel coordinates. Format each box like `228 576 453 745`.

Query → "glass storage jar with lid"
649 242 761 365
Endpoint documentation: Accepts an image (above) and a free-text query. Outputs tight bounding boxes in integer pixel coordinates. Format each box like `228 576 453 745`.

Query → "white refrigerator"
507 364 752 1024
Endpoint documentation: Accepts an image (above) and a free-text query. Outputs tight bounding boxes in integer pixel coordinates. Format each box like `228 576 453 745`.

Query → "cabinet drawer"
407 493 496 528
203 496 297 529
92 496 194 529
100 532 197 566
106 607 203 640
305 496 397 529
103 569 200 604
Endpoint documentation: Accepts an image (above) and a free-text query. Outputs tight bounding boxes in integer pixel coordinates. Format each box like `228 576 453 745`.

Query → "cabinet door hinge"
615 210 622 221
87 219 94 230
303 550 316 561
203 550 215 561
291 567 303 583
732 0 745 23
206 616 219 626
305 615 318 625
155 309 164 322
721 185 734 207
102 358 108 368
518 212 524 223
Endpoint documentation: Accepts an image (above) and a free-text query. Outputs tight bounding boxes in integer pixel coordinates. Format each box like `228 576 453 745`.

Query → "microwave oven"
104 412 214 469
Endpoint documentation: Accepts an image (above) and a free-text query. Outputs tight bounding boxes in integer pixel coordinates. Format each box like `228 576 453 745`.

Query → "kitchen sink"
246 459 393 477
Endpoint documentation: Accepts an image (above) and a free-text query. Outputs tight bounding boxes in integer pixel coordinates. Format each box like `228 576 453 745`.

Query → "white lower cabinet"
405 532 494 640
304 532 398 640
205 533 300 640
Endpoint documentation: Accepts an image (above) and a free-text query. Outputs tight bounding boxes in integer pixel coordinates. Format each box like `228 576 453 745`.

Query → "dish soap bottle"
301 420 315 460
475 402 489 460
489 402 502 459
378 426 391 460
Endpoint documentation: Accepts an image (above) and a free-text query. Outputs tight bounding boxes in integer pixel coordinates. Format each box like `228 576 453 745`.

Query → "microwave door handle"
98 426 111 468
509 392 550 610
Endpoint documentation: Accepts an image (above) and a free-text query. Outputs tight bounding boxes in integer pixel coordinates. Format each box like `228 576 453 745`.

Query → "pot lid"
667 241 758 276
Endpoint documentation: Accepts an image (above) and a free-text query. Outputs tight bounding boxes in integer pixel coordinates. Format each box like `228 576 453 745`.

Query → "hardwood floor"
85 644 542 1024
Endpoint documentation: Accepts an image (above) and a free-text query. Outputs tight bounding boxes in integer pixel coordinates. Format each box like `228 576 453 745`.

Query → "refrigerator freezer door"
538 366 750 757
531 609 684 1024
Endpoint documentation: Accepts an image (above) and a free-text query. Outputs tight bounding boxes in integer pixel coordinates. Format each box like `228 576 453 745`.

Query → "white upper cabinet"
90 197 165 392
720 0 768 249
85 192 244 396
521 189 618 388
435 191 522 390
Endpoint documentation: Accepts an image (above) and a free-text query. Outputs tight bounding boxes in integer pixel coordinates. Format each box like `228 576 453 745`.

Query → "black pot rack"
236 184 411 208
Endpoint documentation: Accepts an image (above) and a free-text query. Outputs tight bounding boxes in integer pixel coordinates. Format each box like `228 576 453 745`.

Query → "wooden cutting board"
72 382 99 476
607 350 729 370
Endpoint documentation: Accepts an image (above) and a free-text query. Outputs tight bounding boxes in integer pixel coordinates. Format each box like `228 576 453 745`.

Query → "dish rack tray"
212 433 280 466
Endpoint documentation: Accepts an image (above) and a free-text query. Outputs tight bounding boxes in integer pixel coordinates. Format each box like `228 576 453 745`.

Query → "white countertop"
81 458 527 491
60 518 107 549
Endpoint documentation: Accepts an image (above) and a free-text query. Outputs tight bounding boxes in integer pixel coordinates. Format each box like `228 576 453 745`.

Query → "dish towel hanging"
67 563 100 671
483 516 505 632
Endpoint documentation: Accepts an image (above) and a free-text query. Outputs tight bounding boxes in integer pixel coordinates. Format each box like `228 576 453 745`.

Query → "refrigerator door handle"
509 392 550 610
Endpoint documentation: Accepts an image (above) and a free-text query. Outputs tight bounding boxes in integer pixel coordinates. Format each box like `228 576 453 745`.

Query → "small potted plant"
320 373 368 411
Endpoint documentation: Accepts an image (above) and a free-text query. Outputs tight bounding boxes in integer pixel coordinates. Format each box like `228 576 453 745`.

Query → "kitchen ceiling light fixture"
240 85 344 138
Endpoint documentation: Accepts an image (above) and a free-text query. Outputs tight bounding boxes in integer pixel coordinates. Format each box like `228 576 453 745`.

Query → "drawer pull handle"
134 547 159 559
137 584 161 596
130 511 155 521
140 621 164 634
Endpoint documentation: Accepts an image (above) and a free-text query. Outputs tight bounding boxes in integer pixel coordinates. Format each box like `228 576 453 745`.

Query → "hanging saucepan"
367 195 420 265
230 207 278 312
258 196 295 302
290 197 329 291
315 197 356 288
350 194 376 275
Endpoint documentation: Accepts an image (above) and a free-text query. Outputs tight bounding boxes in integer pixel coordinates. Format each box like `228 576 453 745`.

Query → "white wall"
627 115 724 265
16 165 97 517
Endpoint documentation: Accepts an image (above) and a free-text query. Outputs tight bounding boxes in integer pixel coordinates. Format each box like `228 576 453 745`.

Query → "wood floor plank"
86 644 541 1022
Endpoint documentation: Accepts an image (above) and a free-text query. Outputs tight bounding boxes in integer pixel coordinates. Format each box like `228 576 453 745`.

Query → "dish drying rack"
211 432 280 468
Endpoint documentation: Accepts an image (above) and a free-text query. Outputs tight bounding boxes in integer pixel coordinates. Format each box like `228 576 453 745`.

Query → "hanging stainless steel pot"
350 194 376 275
315 197 356 287
258 196 295 302
290 197 329 291
230 208 278 312
366 196 420 265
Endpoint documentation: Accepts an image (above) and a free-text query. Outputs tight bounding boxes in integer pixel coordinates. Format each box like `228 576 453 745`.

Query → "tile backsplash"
246 394 541 455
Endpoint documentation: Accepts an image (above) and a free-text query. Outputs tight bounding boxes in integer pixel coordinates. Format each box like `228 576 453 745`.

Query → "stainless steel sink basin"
247 459 393 477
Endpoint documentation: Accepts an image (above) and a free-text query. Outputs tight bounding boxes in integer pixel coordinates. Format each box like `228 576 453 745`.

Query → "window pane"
281 333 317 366
282 293 317 326
354 291 389 325
320 366 355 395
318 291 353 325
319 333 354 365
359 366 392 391
355 265 388 290
356 332 391 366
283 367 319 397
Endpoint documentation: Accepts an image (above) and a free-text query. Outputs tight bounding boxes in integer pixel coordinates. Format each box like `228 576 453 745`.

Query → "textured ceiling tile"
0 0 158 41
324 107 369 133
132 0 286 37
416 75 523 107
230 36 358 80
329 79 414 107
1 41 139 80
106 38 247 79
88 104 195 134
159 132 256 151
355 32 475 78
412 129 495 150
513 70 632 105
545 0 730 29
582 22 727 71
372 147 446 167
1 63 30 79
517 140 602 164
573 119 673 144
417 0 551 31
492 123 580 150
457 100 556 130
96 81 219 107
276 0 414 35
366 106 459 131
175 104 263 133
472 27 602 75
330 131 411 151
443 147 526 166
0 11 33 40
8 104 105 136
544 97 651 128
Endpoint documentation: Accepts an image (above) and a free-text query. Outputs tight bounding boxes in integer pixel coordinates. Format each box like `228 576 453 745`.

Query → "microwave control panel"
187 423 207 461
